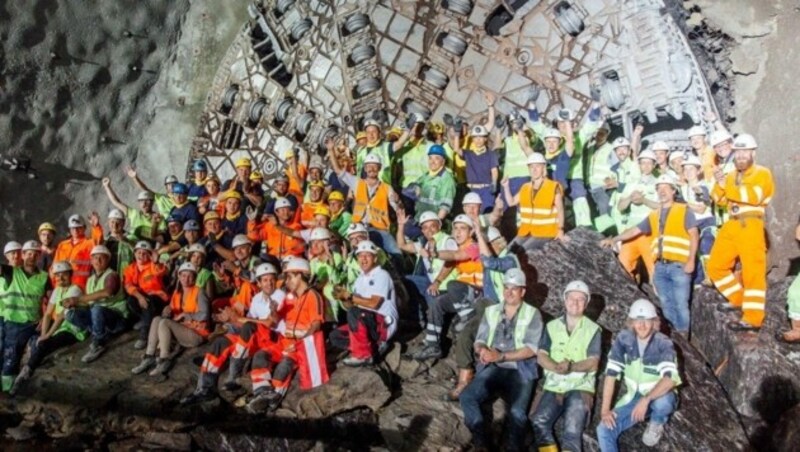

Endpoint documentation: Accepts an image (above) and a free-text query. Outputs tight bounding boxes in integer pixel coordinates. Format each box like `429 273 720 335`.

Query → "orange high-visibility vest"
712 164 774 217
518 179 561 238
53 234 99 290
301 201 326 224
648 204 692 264
247 220 306 259
352 180 391 230
455 241 484 288
170 286 209 336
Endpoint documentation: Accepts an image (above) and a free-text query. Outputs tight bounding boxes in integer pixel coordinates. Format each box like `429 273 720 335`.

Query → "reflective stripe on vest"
455 241 483 288
1 267 48 323
542 316 600 394
352 180 391 230
617 357 680 407
649 204 691 264
485 302 537 349
518 179 560 238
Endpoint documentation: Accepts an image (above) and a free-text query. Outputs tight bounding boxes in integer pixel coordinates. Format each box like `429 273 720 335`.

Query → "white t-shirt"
353 265 398 339
247 288 287 334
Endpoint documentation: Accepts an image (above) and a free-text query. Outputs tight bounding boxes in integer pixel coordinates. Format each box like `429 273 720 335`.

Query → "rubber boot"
223 358 246 391
573 197 593 227
444 369 474 401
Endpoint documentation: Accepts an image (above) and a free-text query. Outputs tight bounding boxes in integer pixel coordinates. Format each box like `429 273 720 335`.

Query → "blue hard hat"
166 214 181 224
192 160 208 172
428 144 446 158
172 183 189 195
183 220 200 232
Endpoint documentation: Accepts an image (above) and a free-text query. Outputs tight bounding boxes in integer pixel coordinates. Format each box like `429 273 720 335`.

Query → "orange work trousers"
707 217 767 326
618 234 655 282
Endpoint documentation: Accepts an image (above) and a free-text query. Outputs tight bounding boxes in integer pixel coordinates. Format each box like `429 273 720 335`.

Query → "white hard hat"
526 153 547 165
346 223 368 236
52 261 73 274
655 174 679 188
452 214 474 229
503 268 526 287
463 192 482 205
283 256 310 273
682 155 702 167
732 133 757 150
186 243 207 255
68 214 85 228
232 234 251 248
108 209 125 221
563 280 590 301
254 263 278 278
651 141 670 152
612 137 631 149
363 118 381 129
629 298 658 319
274 197 292 210
355 240 379 255
22 240 40 252
418 211 440 226
137 190 154 201
91 245 111 256
486 226 503 243
4 241 22 254
470 125 489 137
688 125 707 137
543 128 561 140
668 151 684 162
637 150 657 161
363 153 383 166
135 241 153 251
710 129 733 147
178 262 197 274
310 227 331 241
164 175 179 185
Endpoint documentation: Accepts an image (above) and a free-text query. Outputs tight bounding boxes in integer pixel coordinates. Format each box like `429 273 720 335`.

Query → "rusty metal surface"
188 0 720 183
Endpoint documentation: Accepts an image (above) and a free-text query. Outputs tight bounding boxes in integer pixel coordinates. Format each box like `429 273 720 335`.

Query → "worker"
402 144 457 240
609 135 641 233
336 223 391 308
651 141 671 177
450 125 499 212
11 261 87 394
330 240 397 366
184 243 216 298
246 197 306 262
667 151 685 182
613 150 660 281
396 113 431 189
601 174 698 333
708 134 774 331
504 153 568 253
596 299 681 451
216 234 261 316
53 214 100 290
123 241 169 349
303 159 324 201
246 257 328 412
688 125 715 183
461 192 502 232
167 182 201 226
354 117 411 185
36 222 57 271
327 191 352 238
125 167 176 217
200 211 234 265
500 114 535 202
680 155 716 285
709 129 736 224
306 227 345 320
590 136 626 234
460 268 542 451
778 222 800 343
219 190 248 236
222 157 264 211
530 280 600 452
181 262 286 404
102 177 165 242
198 174 222 216
445 226 519 402
187 159 209 201
0 240 50 392
265 175 300 218
103 209 135 276
131 262 209 377
63 245 128 363
409 215 483 361
300 181 327 227
158 219 203 267
154 214 184 251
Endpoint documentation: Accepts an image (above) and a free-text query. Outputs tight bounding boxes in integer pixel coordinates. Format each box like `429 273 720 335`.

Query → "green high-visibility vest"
616 354 682 408
86 268 128 318
1 267 48 324
542 316 600 394
330 211 353 238
503 135 532 180
485 302 538 349
50 285 88 341
588 142 616 188
114 240 135 276
126 208 165 242
153 193 175 217
400 140 431 188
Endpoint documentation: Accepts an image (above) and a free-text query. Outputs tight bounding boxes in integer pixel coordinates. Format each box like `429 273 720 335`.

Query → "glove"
453 116 464 132
558 108 573 121
590 84 603 102
442 113 454 127
526 85 541 104
494 114 506 129
245 206 258 221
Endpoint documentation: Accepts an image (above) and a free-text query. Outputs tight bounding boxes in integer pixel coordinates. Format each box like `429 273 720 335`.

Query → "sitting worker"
596 299 681 450
459 268 542 451
215 234 261 317
530 280 601 452
246 197 306 262
306 227 345 321
329 240 397 366
123 241 169 350
131 262 209 377
461 191 503 233
327 190 352 238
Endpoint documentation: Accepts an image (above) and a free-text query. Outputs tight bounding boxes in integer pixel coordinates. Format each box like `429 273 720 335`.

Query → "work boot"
776 320 800 343
181 372 218 405
642 421 665 446
131 355 157 375
343 355 373 367
149 358 172 376
81 342 106 364
222 358 246 391
716 303 741 313
9 366 32 396
133 319 146 331
444 369 474 401
454 311 475 333
727 320 760 332
133 339 147 350
246 386 277 413
409 343 443 361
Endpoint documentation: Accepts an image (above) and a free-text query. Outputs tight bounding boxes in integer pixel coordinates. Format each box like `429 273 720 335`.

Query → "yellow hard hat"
249 171 263 181
428 122 445 135
314 205 331 218
328 191 345 202
356 131 367 140
38 222 56 234
203 211 221 223
220 190 242 201
235 157 252 168
386 127 404 139
308 180 325 189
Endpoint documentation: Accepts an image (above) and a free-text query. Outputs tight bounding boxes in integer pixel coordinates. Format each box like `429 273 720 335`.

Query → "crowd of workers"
0 87 793 451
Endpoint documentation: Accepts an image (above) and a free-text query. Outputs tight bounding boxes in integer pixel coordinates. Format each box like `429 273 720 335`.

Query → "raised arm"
102 178 130 213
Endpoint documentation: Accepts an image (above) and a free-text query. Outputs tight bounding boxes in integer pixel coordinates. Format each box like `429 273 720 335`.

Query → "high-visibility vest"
542 316 600 394
53 237 95 290
455 241 483 288
588 142 616 188
170 286 209 336
86 268 128 317
108 238 135 276
231 257 259 311
518 179 560 238
503 135 531 180
606 332 682 407
301 201 326 225
123 262 168 300
248 221 306 259
400 139 430 188
485 302 538 348
352 180 391 231
416 231 457 286
648 204 692 264
712 164 774 218
50 285 88 341
1 267 48 324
